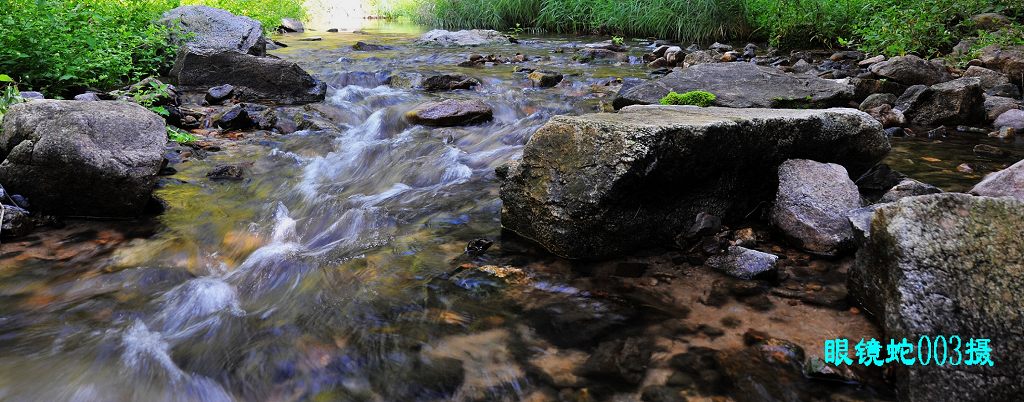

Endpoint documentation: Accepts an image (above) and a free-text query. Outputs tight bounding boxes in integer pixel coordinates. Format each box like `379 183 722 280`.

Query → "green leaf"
0 74 12 82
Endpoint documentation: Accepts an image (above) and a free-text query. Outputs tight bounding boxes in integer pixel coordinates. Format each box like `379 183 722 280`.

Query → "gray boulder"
614 63 854 109
848 193 1024 401
859 93 896 111
160 5 266 56
421 74 481 91
897 78 985 127
970 158 1024 201
415 29 508 47
878 178 942 203
979 45 1024 86
962 65 1010 93
984 95 1022 121
528 71 563 88
868 55 951 86
405 99 493 127
170 44 326 104
0 100 165 217
771 159 862 256
497 106 888 259
0 204 32 238
279 17 304 33
706 246 778 280
994 109 1024 130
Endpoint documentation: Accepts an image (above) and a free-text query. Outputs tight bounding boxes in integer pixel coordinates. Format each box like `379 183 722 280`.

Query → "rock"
0 204 32 238
979 45 1024 86
160 6 266 55
851 77 908 99
709 42 732 52
706 246 778 280
576 48 628 64
984 95 1022 121
415 29 508 47
974 144 1009 158
879 178 941 203
971 13 1012 31
279 17 304 33
18 91 44 100
962 66 1011 93
421 73 480 91
685 212 721 238
898 78 985 127
994 109 1024 130
858 54 885 66
865 104 905 128
970 158 1024 200
652 45 671 58
868 54 951 86
614 62 853 109
846 204 882 240
528 71 563 88
859 93 896 111
169 44 326 104
527 349 588 388
771 159 862 256
848 194 1024 401
0 100 165 216
211 104 251 130
297 37 322 41
206 164 245 180
326 28 339 33
498 106 888 259
74 92 101 101
204 84 234 105
464 238 493 256
405 99 493 127
683 50 721 66
352 41 393 51
663 46 683 64
990 126 1016 138
578 337 653 385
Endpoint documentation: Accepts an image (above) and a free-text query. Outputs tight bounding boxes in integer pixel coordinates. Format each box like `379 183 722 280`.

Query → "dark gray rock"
0 204 32 238
160 5 266 56
614 63 854 109
859 93 897 111
279 17 304 33
771 159 862 256
962 65 1011 93
706 246 778 280
984 95 1022 121
579 337 653 385
865 104 905 128
979 45 1024 86
405 99 493 127
528 70 563 88
576 48 628 64
207 164 245 181
868 55 951 86
0 100 165 216
205 84 234 105
352 41 393 51
898 78 986 127
848 193 1024 402
498 106 888 259
415 29 508 47
421 74 480 91
169 44 326 104
878 178 942 203
970 158 1024 201
846 204 883 240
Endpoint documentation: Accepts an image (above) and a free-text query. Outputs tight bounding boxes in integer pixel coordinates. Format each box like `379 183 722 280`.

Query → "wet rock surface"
405 99 493 127
499 105 888 259
416 29 509 47
0 100 165 217
849 193 1024 401
170 44 326 104
969 158 1024 200
772 159 862 256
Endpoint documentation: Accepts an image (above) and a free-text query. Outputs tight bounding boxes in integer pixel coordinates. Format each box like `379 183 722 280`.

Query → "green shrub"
0 75 24 130
660 91 717 107
852 0 1024 56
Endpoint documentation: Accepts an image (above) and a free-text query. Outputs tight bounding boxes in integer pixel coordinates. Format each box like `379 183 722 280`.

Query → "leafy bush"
852 0 1024 56
660 91 717 107
742 0 866 48
0 0 179 96
0 75 24 129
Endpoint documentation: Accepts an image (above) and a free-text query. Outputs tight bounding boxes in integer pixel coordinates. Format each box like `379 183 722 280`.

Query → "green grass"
660 91 717 107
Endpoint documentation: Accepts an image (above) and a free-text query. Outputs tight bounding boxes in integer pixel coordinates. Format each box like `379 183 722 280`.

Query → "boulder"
984 95 1022 121
962 66 1011 93
18 91 44 100
421 74 480 91
970 158 1024 201
405 99 493 127
170 44 326 104
859 93 897 111
528 71 563 88
497 106 888 259
868 55 951 86
576 48 628 64
352 41 393 51
878 178 942 203
848 193 1024 401
706 246 778 280
979 45 1024 86
279 17 304 33
865 104 905 128
897 78 985 127
205 84 235 105
415 29 508 47
771 159 862 256
614 63 853 109
994 109 1024 130
682 50 721 66
160 6 266 56
0 204 32 238
0 100 165 217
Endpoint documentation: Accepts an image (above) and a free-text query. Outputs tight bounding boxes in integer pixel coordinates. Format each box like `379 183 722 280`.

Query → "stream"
1 21 1022 402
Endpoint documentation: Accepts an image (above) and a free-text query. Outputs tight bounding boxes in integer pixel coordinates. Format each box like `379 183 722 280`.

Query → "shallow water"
0 21 1018 401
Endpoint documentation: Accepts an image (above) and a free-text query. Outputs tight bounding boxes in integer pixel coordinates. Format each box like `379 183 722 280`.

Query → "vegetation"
0 0 303 97
0 75 24 129
374 0 1024 56
660 91 717 107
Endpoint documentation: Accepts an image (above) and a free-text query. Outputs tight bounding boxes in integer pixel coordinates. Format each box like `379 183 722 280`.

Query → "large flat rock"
614 63 854 109
160 5 266 56
497 105 888 259
849 193 1024 401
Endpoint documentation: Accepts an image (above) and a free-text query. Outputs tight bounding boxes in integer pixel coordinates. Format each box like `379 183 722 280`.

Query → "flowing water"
0 22 1021 402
